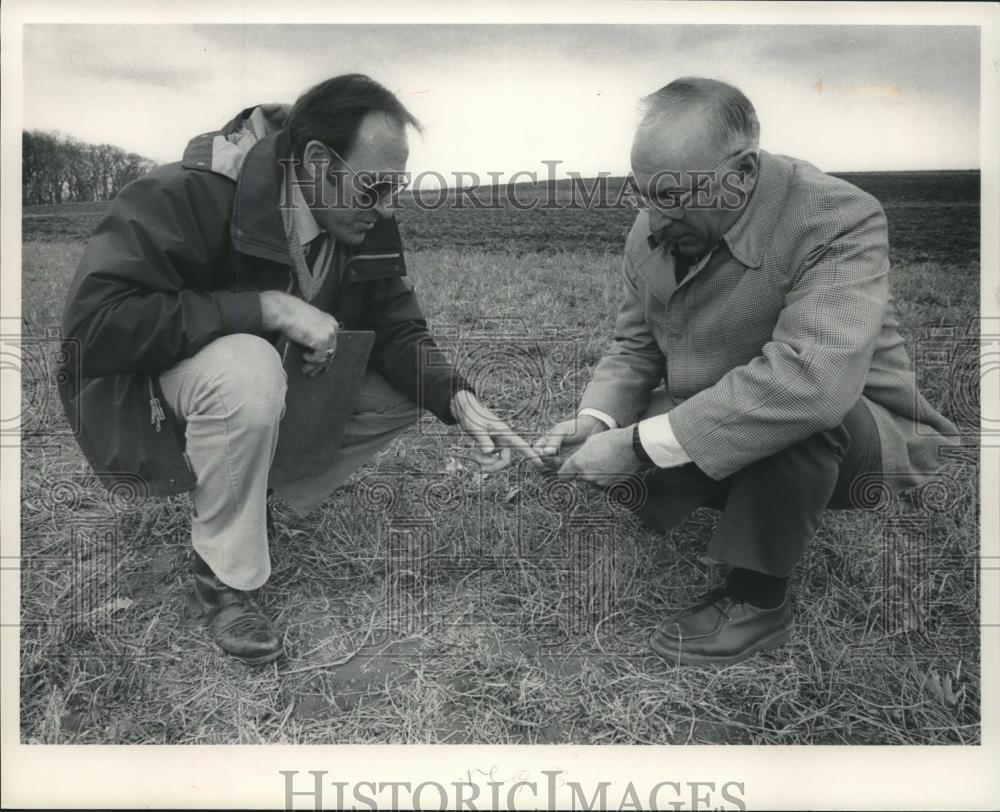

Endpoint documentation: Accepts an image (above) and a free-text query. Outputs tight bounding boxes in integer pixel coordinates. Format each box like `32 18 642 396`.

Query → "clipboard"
268 330 376 489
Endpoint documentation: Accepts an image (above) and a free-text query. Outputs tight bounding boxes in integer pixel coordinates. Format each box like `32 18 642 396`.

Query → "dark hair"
640 77 759 152
285 73 422 161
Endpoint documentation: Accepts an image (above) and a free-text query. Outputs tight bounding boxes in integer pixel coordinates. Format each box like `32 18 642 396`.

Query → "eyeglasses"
626 147 756 217
323 144 411 209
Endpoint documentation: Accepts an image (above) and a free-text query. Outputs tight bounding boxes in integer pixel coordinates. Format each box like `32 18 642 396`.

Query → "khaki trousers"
158 334 420 590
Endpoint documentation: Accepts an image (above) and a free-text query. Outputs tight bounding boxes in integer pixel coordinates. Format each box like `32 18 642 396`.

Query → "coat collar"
229 127 403 266
229 129 295 265
721 149 793 269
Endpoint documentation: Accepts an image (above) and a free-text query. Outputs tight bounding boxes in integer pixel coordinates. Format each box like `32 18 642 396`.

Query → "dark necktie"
673 251 693 285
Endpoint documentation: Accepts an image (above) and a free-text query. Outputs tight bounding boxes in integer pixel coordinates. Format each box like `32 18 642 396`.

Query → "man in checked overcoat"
536 77 959 665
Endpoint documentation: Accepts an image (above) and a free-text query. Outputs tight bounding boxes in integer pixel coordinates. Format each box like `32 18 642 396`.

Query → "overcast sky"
22 24 981 178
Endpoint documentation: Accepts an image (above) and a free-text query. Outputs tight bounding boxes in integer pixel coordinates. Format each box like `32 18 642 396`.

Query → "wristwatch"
632 423 654 465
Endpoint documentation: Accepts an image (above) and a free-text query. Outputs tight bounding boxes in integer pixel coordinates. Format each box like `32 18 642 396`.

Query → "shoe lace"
226 613 270 638
693 587 743 622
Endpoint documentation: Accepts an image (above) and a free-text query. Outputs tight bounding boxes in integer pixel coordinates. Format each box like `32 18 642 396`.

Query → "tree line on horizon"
22 130 158 206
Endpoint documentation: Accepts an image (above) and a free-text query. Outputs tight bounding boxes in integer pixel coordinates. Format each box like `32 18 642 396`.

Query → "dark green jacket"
59 104 467 497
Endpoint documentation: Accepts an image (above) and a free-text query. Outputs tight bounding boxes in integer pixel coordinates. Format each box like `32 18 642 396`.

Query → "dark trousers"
639 398 883 578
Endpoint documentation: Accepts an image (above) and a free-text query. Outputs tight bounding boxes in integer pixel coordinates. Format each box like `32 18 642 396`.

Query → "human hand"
260 291 339 377
532 414 608 466
450 390 545 473
558 426 644 487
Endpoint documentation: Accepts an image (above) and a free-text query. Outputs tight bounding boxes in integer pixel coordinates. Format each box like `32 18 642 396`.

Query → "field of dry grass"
18 171 982 744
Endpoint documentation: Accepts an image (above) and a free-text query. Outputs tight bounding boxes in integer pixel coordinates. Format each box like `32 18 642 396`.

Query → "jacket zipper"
281 275 295 364
147 377 165 432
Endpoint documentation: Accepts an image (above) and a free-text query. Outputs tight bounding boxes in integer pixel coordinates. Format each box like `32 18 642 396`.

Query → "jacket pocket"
69 373 196 497
344 252 406 283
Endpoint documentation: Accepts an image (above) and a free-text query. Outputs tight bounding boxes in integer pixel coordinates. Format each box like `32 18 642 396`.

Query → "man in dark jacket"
59 74 539 665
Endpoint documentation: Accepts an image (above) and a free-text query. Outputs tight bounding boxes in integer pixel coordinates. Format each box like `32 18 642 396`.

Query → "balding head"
629 77 761 259
635 77 759 160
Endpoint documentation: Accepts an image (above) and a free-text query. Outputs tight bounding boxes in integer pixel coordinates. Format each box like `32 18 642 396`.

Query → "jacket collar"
230 129 295 265
721 149 793 269
230 127 404 266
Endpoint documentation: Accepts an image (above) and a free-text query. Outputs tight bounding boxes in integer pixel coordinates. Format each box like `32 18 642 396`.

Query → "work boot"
192 553 283 665
650 587 793 666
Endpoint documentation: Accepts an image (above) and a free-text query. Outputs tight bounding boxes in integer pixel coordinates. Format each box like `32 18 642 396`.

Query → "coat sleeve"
667 195 890 480
577 246 667 426
361 275 472 425
62 169 264 379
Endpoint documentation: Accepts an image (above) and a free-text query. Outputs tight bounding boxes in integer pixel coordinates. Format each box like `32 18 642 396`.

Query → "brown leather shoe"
192 554 283 665
650 588 793 666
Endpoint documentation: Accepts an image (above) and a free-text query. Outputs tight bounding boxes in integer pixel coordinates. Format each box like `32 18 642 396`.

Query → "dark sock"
726 567 788 609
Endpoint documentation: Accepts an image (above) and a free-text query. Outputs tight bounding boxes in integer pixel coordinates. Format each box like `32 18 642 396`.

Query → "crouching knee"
208 334 287 428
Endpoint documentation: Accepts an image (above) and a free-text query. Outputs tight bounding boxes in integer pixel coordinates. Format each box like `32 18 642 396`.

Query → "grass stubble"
18 174 982 745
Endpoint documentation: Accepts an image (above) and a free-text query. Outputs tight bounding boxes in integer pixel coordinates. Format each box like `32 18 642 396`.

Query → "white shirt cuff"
637 413 692 468
578 408 618 430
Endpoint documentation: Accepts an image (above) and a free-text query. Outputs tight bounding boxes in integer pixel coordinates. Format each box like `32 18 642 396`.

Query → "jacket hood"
182 103 291 181
179 102 404 266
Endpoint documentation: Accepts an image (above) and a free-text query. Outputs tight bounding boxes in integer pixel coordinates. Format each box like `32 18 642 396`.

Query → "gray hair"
638 77 760 154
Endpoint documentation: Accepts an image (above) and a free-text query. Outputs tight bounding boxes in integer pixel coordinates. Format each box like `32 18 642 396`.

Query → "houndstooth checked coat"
578 150 959 488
